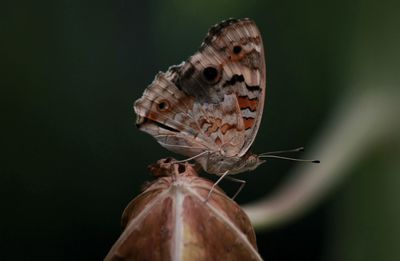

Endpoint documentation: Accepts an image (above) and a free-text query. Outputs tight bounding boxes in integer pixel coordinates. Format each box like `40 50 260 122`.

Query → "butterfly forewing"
176 18 266 157
134 18 266 174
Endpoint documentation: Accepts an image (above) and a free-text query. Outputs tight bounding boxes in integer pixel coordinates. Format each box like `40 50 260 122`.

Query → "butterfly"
134 18 267 178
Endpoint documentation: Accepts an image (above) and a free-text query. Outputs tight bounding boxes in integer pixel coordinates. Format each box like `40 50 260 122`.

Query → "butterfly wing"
134 18 266 165
134 71 210 157
134 69 245 158
175 18 266 157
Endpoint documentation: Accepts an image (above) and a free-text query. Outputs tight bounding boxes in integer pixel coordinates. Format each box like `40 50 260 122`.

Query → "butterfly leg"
173 150 209 163
205 170 230 202
225 176 246 200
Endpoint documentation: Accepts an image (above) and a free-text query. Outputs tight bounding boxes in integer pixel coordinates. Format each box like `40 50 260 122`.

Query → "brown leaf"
105 159 262 261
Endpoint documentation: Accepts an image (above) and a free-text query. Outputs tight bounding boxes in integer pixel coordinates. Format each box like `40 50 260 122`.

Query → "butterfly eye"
233 45 242 54
203 66 219 83
157 100 169 111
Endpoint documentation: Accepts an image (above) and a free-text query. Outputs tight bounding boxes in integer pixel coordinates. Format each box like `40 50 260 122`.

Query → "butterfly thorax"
197 151 265 175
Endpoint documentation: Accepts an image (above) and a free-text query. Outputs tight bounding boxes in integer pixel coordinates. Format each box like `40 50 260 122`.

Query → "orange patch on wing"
230 52 246 62
147 110 162 123
205 118 222 136
215 137 222 147
198 117 207 127
189 122 200 131
220 123 235 134
237 96 258 111
243 117 255 130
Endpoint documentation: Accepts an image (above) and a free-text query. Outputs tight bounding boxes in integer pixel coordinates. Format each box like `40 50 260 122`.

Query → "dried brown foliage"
105 158 262 261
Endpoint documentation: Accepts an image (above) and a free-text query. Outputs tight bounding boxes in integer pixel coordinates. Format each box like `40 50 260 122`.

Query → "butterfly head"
231 152 266 174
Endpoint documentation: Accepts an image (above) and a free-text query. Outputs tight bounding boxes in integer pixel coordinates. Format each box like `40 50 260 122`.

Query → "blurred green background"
2 0 400 260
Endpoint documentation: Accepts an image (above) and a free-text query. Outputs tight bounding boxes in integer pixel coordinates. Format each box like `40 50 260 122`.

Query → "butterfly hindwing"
134 71 246 158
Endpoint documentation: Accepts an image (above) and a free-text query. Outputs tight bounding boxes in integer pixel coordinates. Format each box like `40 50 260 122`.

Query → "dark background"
2 0 400 260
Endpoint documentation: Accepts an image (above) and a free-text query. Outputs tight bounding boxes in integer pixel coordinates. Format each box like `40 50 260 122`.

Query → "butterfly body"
198 151 265 175
134 18 266 175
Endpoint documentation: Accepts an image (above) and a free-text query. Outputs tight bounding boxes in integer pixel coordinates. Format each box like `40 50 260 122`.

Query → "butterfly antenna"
260 146 304 156
259 154 320 163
